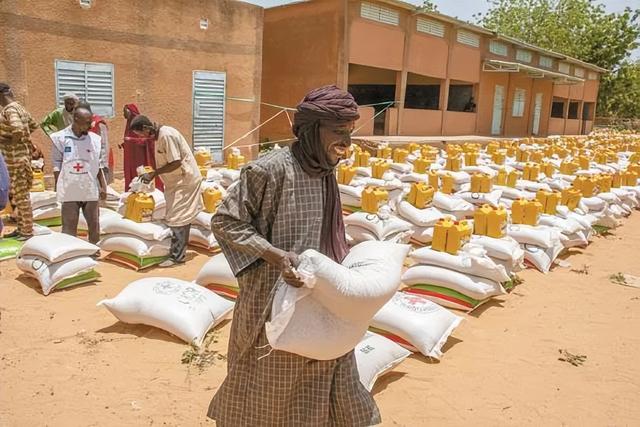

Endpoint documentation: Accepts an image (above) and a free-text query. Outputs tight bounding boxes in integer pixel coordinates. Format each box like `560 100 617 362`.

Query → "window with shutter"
360 2 399 26
416 17 444 37
574 67 584 78
192 71 226 162
558 62 571 74
512 88 526 117
55 60 114 117
516 49 532 63
539 56 553 68
489 40 508 56
457 30 480 48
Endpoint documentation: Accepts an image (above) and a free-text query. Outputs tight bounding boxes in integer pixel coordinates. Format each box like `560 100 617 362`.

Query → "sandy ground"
1 214 640 426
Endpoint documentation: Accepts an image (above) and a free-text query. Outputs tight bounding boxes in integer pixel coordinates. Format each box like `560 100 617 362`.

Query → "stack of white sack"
506 224 565 273
456 187 503 208
189 212 220 253
343 207 413 246
538 212 591 248
395 201 454 245
0 223 50 261
265 241 410 360
432 191 475 220
101 185 121 211
30 191 61 227
347 176 406 210
402 246 508 312
16 232 100 295
369 292 462 359
117 188 166 221
195 253 238 300
98 277 234 346
219 169 241 188
99 215 171 270
437 170 470 193
467 234 525 276
339 184 364 211
354 332 411 392
78 208 122 238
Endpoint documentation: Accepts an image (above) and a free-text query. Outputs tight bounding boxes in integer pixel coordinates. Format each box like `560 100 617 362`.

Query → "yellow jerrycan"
445 220 472 255
371 160 390 179
337 164 357 185
471 173 492 193
473 204 492 235
440 173 455 194
125 193 155 223
561 188 582 210
407 183 434 209
361 187 388 214
31 169 45 192
202 188 222 213
487 205 507 238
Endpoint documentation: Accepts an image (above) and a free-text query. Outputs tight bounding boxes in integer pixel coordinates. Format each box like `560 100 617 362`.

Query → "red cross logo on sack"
73 163 84 172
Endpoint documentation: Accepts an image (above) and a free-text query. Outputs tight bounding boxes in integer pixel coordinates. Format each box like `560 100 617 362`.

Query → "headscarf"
291 85 360 263
62 93 79 101
124 103 141 137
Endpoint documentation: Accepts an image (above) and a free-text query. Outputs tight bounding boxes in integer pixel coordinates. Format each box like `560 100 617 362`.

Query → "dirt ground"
1 214 640 426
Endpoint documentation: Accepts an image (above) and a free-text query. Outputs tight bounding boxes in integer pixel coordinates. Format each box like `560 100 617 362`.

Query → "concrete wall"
400 109 442 135
406 22 448 79
476 72 509 136
583 80 600 103
503 74 534 137
529 79 554 137
565 119 581 135
259 0 344 143
449 45 481 83
548 118 566 135
442 111 477 136
1 0 263 171
349 18 405 71
353 106 375 136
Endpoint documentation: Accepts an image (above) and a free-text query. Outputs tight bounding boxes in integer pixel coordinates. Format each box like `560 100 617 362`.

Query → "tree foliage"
475 0 640 118
598 60 640 119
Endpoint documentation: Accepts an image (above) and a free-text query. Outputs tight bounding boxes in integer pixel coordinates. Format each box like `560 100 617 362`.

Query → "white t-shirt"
51 126 102 203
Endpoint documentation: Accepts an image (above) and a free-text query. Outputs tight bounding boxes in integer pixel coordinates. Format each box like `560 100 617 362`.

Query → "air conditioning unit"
79 0 93 9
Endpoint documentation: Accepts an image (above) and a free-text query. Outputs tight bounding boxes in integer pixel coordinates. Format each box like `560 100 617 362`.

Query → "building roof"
377 0 607 73
483 59 585 84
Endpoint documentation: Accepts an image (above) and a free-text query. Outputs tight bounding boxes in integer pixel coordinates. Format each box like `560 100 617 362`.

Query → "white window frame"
489 40 508 56
360 2 399 26
558 62 571 74
588 71 598 80
539 55 553 68
516 49 532 63
54 59 115 118
574 67 585 78
457 30 480 48
416 17 445 37
512 88 526 118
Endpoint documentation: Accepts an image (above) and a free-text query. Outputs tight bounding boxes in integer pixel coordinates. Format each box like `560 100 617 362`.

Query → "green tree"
598 60 640 119
475 0 640 118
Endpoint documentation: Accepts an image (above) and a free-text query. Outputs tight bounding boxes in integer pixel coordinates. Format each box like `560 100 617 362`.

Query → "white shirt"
51 126 102 202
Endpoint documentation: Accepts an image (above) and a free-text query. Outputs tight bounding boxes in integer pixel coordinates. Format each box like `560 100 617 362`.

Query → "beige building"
1 0 264 173
259 0 606 142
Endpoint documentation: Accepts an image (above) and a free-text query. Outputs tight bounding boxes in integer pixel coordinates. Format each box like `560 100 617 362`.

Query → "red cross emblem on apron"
73 162 84 172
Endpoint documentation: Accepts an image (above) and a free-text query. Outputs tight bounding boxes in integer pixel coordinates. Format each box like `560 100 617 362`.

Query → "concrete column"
440 78 451 134
395 70 407 135
337 0 350 88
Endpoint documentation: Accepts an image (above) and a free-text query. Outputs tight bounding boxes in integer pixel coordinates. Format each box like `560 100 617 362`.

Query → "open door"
532 93 543 135
491 85 505 135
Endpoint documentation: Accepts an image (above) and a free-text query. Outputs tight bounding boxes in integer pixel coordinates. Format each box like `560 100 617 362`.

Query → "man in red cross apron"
51 107 106 245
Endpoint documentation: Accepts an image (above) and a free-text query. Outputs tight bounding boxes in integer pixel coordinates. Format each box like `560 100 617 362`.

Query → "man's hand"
99 189 107 201
263 247 304 288
140 171 156 184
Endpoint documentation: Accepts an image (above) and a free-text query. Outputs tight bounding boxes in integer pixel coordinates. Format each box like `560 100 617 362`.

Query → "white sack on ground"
98 277 234 346
370 292 462 359
19 232 99 263
99 234 171 258
409 246 510 283
354 332 411 392
16 255 98 296
101 216 172 241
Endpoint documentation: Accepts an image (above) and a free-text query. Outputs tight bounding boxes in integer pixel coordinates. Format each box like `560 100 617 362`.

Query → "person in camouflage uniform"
0 83 39 240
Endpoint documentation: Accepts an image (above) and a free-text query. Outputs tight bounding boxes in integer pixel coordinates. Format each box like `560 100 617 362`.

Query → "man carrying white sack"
130 115 202 267
51 107 106 246
207 85 380 426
